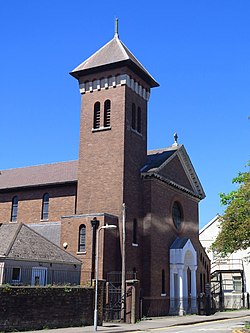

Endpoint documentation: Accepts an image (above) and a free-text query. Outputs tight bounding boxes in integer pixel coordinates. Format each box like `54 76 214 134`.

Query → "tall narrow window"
41 193 49 220
11 196 18 222
93 102 101 129
137 107 141 133
132 218 137 244
104 99 111 127
172 201 183 230
132 103 136 130
161 269 166 295
78 224 86 252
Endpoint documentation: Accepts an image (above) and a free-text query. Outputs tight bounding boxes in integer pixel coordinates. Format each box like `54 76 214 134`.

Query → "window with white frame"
41 193 49 220
11 196 18 222
78 224 86 252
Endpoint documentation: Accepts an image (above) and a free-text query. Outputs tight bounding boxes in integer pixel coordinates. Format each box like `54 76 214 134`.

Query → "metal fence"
0 265 81 286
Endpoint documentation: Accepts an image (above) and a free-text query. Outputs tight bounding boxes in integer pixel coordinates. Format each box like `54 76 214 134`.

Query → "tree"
212 163 250 256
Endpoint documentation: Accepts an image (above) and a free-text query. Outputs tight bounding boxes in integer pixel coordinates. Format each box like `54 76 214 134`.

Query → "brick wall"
0 183 76 224
0 286 95 331
76 68 150 218
61 214 120 285
142 177 200 298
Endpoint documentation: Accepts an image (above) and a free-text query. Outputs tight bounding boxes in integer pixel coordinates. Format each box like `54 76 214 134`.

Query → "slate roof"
0 223 81 265
0 145 205 199
0 160 78 190
70 34 159 87
141 145 205 200
170 237 189 249
141 147 177 173
28 222 61 246
0 223 19 256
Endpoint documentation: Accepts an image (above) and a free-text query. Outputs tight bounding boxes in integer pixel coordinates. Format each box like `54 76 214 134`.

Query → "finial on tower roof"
173 132 178 146
115 18 119 38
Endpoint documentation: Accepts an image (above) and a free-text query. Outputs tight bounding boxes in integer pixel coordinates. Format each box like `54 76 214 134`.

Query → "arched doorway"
169 238 197 315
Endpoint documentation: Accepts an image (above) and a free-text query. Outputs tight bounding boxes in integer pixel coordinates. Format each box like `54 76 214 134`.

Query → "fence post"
0 263 4 285
126 279 140 324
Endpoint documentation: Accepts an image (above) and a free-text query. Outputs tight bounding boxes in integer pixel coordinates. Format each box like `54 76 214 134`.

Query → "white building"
200 215 250 309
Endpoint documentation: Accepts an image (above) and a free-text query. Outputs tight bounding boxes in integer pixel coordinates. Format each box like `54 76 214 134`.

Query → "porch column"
169 266 175 314
190 265 197 313
183 267 188 312
178 267 184 316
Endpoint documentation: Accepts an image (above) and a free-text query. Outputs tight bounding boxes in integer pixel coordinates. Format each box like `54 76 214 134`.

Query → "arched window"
132 103 136 130
41 193 49 220
137 107 141 133
172 201 183 230
78 224 86 252
104 99 111 127
132 218 137 244
93 102 100 129
161 269 166 295
11 196 18 222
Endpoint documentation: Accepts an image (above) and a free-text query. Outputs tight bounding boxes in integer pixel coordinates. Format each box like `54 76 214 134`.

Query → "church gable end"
142 144 205 200
158 154 193 192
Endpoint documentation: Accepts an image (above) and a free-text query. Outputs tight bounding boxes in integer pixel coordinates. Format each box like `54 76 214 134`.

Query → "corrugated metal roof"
0 160 78 190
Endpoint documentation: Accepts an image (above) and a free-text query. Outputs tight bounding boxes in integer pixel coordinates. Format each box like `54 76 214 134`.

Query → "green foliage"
245 321 250 330
64 286 72 293
212 163 250 256
2 284 12 292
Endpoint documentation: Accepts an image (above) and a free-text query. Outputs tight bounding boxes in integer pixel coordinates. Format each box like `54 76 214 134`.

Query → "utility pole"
121 203 126 322
91 217 99 285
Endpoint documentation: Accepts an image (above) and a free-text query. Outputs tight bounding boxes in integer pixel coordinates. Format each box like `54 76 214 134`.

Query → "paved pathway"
29 309 250 333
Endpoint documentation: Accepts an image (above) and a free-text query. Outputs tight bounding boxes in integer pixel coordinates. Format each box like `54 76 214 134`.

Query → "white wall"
199 215 250 293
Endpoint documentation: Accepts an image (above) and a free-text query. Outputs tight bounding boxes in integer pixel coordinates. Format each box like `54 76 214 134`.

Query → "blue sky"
0 1 249 228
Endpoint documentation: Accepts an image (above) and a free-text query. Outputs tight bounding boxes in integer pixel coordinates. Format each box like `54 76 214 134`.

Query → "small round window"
172 201 183 230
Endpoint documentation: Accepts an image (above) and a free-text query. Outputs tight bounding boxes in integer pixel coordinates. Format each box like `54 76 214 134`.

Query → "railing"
142 296 216 317
211 259 244 273
0 265 81 286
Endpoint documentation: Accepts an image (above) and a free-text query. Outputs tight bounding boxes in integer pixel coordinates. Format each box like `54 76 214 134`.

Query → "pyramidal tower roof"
70 30 159 87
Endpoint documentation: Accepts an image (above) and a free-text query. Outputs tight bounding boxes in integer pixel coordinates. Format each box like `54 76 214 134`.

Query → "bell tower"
70 26 159 218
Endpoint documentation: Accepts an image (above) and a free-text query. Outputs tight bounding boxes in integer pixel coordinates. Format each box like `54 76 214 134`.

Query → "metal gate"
103 280 122 321
103 271 136 322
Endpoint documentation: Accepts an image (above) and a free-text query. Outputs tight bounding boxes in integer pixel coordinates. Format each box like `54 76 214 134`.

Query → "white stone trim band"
79 74 150 101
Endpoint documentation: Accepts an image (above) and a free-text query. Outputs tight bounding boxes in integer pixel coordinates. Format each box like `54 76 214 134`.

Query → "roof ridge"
4 223 22 256
116 36 129 60
147 145 181 155
72 37 116 72
119 39 156 79
21 224 81 264
199 214 221 234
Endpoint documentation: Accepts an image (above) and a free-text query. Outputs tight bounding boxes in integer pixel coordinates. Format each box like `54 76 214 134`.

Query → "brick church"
0 27 210 316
